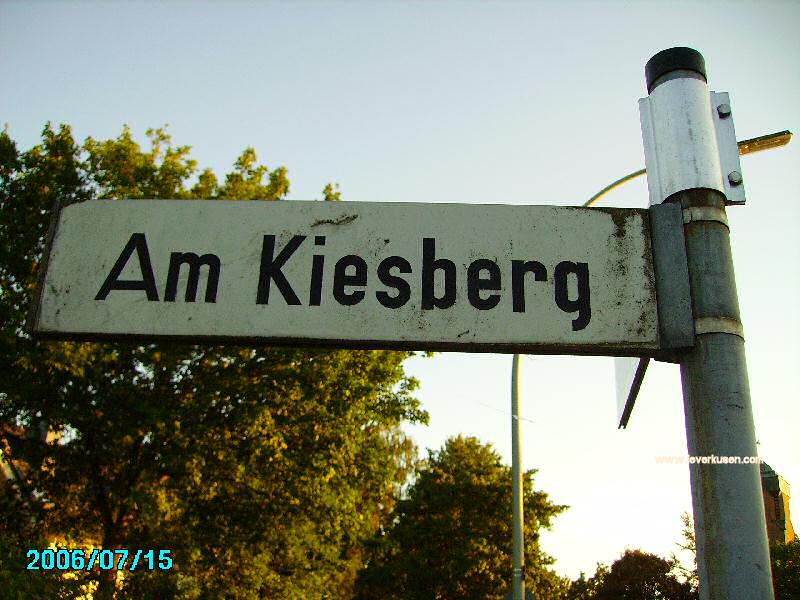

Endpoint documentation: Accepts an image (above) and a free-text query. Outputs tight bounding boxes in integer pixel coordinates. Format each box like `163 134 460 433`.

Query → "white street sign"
34 199 659 355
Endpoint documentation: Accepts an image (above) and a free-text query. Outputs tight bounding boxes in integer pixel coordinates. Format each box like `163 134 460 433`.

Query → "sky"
2 0 798 581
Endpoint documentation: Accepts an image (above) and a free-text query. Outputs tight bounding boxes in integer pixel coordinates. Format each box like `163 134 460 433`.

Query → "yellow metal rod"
737 130 792 156
584 130 792 207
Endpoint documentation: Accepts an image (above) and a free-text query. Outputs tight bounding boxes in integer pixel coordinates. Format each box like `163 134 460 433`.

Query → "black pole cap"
645 47 706 93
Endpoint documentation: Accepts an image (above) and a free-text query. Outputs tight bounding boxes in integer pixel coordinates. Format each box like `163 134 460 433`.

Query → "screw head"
728 171 743 186
717 103 732 119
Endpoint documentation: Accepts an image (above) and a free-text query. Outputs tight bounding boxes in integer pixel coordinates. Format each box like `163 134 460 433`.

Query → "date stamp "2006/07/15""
26 548 173 572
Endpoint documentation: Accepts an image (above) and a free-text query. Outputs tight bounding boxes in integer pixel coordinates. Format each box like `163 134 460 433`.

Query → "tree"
588 549 696 600
672 511 699 593
355 435 570 600
0 124 427 599
771 538 800 600
567 567 605 600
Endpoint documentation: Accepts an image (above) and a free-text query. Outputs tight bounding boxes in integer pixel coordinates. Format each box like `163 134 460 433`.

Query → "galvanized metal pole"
511 353 525 600
642 48 774 600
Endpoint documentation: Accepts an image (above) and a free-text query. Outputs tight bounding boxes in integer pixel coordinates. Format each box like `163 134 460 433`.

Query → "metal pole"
642 48 774 600
511 353 525 600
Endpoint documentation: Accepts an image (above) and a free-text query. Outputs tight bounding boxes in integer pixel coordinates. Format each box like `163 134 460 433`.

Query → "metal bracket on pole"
710 92 745 205
650 203 694 354
640 85 745 206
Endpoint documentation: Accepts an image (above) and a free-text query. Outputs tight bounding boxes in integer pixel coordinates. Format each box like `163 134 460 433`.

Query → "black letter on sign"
467 259 501 310
511 260 547 313
309 236 326 306
95 233 159 301
421 238 456 310
165 252 221 303
554 261 591 331
376 256 412 309
333 255 367 306
257 235 305 305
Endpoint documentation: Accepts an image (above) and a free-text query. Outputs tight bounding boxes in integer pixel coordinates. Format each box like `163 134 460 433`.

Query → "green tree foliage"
356 435 570 600
671 512 698 593
0 124 427 599
577 549 696 600
771 538 800 600
322 183 341 202
567 568 605 600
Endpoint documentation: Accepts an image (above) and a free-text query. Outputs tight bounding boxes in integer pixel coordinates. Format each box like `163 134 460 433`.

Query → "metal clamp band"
682 206 729 228
694 316 744 339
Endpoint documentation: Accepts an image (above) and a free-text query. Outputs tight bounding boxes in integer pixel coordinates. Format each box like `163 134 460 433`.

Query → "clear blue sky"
2 0 798 579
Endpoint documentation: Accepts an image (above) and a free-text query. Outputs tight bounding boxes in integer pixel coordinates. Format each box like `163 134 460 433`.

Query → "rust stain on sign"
311 214 358 227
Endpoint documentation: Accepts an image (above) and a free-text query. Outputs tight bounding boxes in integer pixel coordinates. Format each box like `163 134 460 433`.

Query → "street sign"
33 199 659 355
